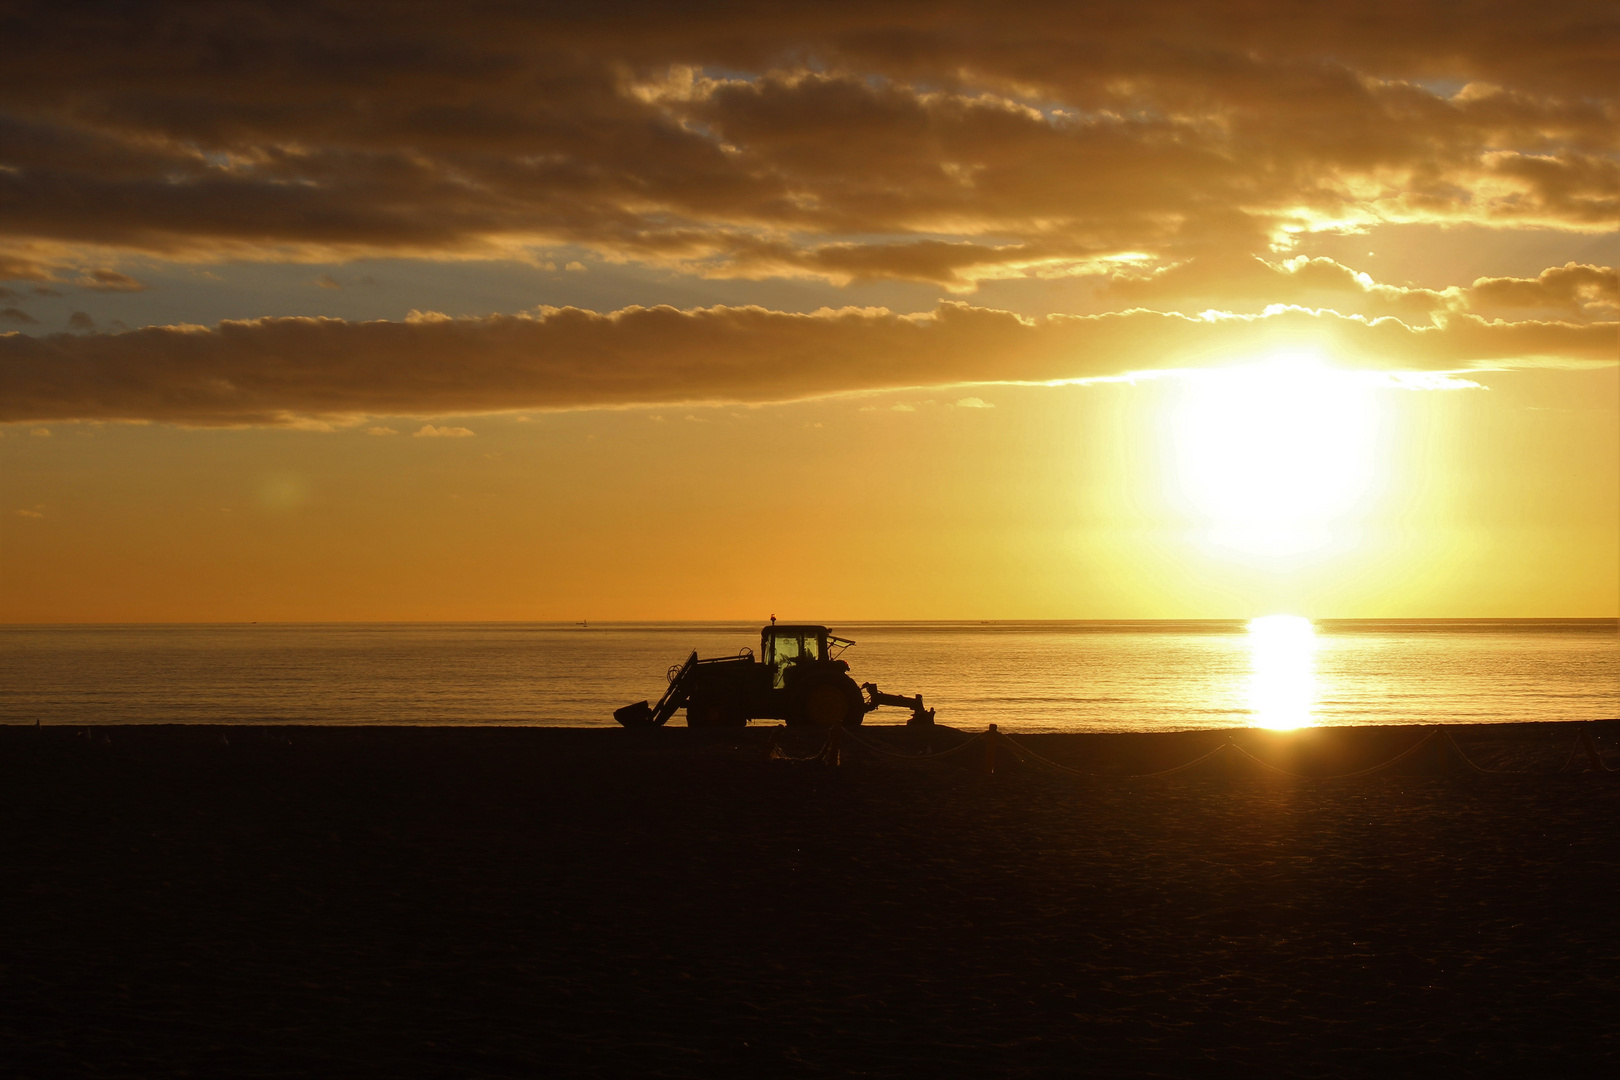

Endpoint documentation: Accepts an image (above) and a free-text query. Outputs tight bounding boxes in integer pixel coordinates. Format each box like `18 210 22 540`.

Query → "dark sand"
4 721 1617 1077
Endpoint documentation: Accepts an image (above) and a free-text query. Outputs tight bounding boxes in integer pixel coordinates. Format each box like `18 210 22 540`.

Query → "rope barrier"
1111 740 1237 779
769 720 1617 778
1433 725 1616 777
765 724 984 766
1558 732 1586 773
841 725 988 762
1000 723 1618 780
1439 729 1517 775
764 725 838 763
1028 726 1508 780
1219 728 1453 779
1578 726 1619 773
999 732 1238 779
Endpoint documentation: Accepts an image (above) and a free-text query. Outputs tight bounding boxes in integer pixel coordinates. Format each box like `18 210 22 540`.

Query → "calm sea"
1 620 1615 733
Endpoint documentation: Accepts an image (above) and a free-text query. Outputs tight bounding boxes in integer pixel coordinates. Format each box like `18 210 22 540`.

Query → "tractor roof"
764 623 829 635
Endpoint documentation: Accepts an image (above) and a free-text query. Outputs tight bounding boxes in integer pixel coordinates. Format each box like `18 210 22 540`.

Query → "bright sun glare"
1168 352 1382 556
1247 614 1318 730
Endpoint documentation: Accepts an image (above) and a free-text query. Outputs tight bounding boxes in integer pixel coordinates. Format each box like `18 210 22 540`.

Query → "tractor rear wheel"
801 674 867 727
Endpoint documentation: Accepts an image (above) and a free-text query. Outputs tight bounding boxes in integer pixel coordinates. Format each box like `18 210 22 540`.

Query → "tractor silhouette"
614 619 935 729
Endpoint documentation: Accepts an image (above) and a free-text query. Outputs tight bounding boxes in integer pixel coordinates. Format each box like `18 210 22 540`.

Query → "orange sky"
1 2 1615 621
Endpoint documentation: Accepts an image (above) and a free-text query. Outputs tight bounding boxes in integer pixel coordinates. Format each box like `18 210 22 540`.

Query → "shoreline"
5 715 1618 732
6 717 1617 770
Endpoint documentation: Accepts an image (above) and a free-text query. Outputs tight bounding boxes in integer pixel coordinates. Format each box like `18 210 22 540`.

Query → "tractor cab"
760 623 853 688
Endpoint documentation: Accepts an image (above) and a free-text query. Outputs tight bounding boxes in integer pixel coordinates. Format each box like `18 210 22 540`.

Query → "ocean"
2 619 1615 732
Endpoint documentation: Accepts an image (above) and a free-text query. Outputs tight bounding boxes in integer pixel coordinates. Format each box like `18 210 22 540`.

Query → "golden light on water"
1247 614 1318 729
1168 354 1382 557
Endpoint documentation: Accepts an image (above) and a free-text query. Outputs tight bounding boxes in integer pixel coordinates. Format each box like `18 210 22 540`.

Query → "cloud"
0 253 59 282
1103 256 1619 324
30 427 50 436
0 3 1611 291
15 508 44 517
74 268 148 292
1107 256 1460 321
366 425 398 435
1 301 1610 427
1466 263 1618 316
2 307 39 325
954 396 994 408
314 274 342 290
413 424 475 438
67 311 94 330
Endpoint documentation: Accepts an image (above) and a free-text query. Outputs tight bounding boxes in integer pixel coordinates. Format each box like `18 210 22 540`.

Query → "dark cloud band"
2 303 1610 426
0 2 1614 287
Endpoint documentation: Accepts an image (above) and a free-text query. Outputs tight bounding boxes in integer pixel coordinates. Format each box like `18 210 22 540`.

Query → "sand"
3 721 1617 1077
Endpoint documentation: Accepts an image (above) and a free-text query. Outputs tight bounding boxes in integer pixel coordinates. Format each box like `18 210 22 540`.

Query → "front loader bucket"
614 700 656 728
613 650 700 727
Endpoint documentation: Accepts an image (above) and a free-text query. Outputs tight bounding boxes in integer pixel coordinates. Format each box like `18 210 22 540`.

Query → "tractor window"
801 635 823 662
773 634 803 665
771 633 803 688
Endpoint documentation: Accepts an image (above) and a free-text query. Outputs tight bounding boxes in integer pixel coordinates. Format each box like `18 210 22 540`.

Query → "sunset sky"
1 1 1615 622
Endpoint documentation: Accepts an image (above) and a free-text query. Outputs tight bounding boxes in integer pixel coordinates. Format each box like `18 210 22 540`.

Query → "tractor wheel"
802 674 867 727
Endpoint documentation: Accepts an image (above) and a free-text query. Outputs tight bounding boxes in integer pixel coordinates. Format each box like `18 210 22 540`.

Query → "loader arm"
615 650 699 728
860 682 936 727
649 650 699 726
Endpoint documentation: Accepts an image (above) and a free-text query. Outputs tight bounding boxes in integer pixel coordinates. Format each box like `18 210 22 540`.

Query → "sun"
1164 351 1383 556
1246 614 1319 729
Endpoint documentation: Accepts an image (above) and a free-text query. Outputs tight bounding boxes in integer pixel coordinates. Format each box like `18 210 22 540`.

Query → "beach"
4 721 1617 1077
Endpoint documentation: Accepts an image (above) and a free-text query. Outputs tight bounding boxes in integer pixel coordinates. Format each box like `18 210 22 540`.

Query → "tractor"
614 620 935 729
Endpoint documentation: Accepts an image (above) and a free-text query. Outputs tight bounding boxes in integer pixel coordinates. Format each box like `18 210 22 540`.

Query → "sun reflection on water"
1247 615 1318 729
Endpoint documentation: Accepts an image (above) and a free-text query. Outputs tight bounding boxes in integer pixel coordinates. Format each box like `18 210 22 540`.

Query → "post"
1581 726 1614 773
983 723 997 776
821 724 843 767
